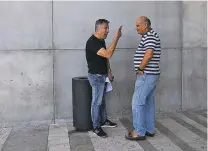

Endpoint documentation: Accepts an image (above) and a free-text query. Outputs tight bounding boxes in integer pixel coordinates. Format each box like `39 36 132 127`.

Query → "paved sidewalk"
0 109 207 151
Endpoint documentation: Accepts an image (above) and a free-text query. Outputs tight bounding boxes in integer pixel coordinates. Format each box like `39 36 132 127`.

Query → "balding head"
137 16 151 26
136 16 151 35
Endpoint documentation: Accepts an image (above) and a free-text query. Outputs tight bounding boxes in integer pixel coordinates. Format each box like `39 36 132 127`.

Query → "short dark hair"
95 19 109 31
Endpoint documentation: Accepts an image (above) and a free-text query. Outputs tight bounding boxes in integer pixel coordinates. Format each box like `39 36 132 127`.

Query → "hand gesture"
114 25 123 39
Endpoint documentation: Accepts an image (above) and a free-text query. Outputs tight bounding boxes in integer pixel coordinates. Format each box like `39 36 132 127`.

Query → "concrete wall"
0 2 54 123
182 1 207 110
0 1 206 123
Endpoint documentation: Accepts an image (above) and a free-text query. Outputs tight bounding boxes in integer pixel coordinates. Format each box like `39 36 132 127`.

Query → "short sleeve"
86 39 104 53
143 36 157 51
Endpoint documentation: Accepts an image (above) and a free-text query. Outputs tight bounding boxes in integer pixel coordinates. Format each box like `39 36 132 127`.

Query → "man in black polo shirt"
85 19 122 138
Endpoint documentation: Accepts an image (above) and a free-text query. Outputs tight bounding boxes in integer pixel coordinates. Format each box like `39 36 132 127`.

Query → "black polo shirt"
85 35 108 75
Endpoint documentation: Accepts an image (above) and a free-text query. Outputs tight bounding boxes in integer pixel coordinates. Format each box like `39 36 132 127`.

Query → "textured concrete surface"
0 1 206 122
48 124 70 151
2 124 49 151
182 48 207 110
154 1 181 48
155 49 182 112
1 110 206 151
53 1 182 49
0 51 53 122
146 128 183 151
157 118 206 151
0 128 11 150
54 50 88 119
89 120 144 151
53 1 156 49
183 1 207 48
0 1 52 50
69 131 95 151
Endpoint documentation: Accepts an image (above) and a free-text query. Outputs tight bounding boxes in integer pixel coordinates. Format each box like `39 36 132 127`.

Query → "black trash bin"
72 76 93 131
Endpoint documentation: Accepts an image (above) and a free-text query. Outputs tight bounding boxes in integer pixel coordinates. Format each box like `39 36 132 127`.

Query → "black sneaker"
145 131 155 137
93 127 108 138
101 119 117 128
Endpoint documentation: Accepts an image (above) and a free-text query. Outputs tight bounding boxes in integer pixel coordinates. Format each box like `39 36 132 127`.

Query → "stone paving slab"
0 110 207 151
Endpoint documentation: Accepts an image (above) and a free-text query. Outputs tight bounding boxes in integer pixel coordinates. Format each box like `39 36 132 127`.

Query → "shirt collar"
142 28 153 37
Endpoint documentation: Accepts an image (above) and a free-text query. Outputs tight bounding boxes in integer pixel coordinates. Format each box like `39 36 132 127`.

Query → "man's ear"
144 23 148 29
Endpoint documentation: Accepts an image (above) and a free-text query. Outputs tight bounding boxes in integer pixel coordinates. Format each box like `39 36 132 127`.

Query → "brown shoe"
125 131 146 141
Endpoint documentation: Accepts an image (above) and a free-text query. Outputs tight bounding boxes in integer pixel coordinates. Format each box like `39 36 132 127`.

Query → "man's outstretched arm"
97 26 123 59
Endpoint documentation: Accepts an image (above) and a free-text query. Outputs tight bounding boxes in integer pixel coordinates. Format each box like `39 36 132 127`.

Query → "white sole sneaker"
92 131 108 138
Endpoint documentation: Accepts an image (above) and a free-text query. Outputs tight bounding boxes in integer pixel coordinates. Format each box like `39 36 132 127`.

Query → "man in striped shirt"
125 16 161 141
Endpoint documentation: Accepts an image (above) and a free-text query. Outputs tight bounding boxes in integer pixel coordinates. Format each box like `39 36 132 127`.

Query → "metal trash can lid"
72 76 88 80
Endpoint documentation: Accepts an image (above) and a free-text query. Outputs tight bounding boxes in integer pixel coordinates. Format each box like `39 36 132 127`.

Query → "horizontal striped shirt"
134 29 161 75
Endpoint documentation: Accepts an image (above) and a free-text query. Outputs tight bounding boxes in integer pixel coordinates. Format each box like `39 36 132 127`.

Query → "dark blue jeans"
88 73 107 129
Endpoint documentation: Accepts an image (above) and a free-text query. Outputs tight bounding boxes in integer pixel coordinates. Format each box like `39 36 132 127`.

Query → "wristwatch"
137 67 144 74
138 67 143 71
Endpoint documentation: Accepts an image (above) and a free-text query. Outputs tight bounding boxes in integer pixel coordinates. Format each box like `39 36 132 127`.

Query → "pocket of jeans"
136 73 145 82
135 75 145 90
93 74 105 84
